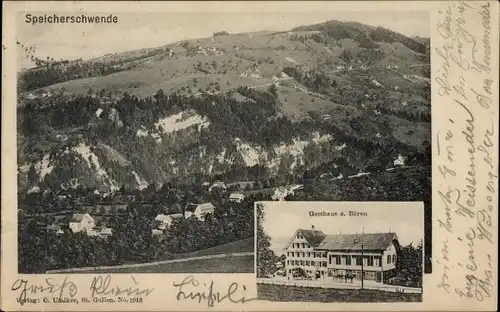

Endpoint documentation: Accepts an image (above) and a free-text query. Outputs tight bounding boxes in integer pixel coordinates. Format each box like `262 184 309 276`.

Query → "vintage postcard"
255 202 424 302
1 1 498 311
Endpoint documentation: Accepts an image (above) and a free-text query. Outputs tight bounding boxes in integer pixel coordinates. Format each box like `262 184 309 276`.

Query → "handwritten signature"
89 275 154 298
173 276 257 308
11 277 78 304
434 0 497 304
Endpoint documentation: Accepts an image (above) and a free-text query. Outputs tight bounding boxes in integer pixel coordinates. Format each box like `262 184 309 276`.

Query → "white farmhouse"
393 154 406 167
229 193 246 203
209 181 227 193
185 203 216 221
272 187 289 201
69 213 95 233
155 213 184 230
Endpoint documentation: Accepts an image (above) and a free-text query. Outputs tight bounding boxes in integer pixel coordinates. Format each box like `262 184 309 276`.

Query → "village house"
284 227 399 283
208 181 227 193
271 187 289 201
25 92 38 100
69 213 95 233
229 192 245 203
155 213 184 230
87 226 113 238
393 154 406 167
41 91 53 98
46 224 64 235
184 202 216 221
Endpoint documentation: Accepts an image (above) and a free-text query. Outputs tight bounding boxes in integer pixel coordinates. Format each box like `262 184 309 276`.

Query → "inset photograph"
256 201 423 302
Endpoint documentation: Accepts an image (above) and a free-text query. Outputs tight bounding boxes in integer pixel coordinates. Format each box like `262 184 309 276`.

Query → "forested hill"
17 19 431 195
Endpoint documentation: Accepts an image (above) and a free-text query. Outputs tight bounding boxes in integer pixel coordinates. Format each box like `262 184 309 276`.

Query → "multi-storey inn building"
284 227 399 283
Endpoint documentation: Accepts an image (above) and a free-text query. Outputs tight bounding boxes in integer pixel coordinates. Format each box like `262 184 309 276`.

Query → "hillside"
17 20 431 195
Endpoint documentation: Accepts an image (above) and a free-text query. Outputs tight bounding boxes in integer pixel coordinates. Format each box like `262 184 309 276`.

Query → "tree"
256 203 277 277
397 241 423 285
268 84 278 97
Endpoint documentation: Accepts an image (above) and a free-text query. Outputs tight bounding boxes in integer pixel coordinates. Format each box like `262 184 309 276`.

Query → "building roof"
316 233 398 251
209 181 226 189
155 213 183 222
69 213 93 223
298 229 327 247
185 202 215 213
229 193 245 199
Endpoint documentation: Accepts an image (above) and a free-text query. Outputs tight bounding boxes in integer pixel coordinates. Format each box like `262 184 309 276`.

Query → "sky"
261 202 424 254
16 10 429 70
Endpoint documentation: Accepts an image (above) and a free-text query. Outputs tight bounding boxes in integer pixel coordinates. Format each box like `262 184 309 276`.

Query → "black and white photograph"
16 11 431 274
256 201 424 302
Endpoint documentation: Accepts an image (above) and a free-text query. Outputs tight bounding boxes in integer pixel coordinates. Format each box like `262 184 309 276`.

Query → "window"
301 260 305 265
302 252 305 257
367 256 374 266
346 256 352 265
392 255 396 263
307 252 310 257
291 252 295 257
287 260 289 265
355 256 363 266
322 261 327 267
387 255 391 263
306 261 310 266
336 256 341 265
379 257 382 266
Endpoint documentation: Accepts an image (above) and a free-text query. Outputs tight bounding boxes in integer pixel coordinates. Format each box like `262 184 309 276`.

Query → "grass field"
257 284 422 302
166 237 254 260
92 254 254 273
48 237 255 274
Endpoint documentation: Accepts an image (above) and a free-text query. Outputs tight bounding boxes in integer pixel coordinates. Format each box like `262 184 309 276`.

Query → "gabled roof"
298 229 327 247
284 229 326 250
155 213 183 222
69 213 93 223
316 233 398 251
229 192 245 199
185 202 215 213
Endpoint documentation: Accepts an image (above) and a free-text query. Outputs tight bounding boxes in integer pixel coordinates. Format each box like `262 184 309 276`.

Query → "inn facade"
284 227 399 283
